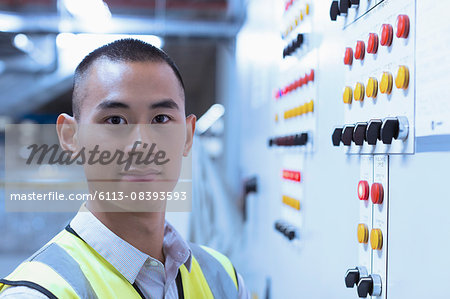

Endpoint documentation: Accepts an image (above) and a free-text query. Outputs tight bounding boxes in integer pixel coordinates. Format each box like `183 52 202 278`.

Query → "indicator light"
371 183 384 204
380 24 393 46
357 224 369 243
358 180 369 200
344 47 353 65
370 229 383 250
380 72 393 94
354 82 365 101
396 14 410 39
395 65 409 89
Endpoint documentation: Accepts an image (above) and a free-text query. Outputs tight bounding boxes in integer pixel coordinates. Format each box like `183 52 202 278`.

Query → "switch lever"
345 266 367 288
357 274 382 298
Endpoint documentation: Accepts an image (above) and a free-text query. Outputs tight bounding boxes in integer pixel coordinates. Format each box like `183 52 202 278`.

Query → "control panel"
270 0 316 247
332 1 415 154
232 0 450 298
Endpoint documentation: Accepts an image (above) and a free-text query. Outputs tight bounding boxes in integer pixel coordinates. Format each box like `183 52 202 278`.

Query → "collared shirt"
0 208 250 299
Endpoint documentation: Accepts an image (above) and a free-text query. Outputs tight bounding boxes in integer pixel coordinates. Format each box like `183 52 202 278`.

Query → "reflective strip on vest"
0 229 239 299
28 243 98 299
189 242 239 299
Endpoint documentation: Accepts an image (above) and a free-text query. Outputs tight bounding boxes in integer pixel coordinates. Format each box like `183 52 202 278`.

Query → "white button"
149 261 159 266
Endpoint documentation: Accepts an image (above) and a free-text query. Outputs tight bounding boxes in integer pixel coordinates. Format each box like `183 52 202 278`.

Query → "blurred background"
2 0 450 298
0 0 249 283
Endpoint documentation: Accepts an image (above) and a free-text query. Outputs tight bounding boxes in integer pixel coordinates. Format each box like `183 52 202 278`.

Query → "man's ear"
183 114 196 157
56 113 78 153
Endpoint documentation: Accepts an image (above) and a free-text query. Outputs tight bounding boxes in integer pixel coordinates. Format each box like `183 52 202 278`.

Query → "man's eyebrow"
96 101 130 110
150 99 179 110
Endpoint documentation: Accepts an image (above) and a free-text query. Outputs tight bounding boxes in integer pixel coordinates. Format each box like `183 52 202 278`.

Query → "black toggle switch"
342 125 355 146
357 276 373 298
366 119 382 145
330 1 340 21
332 127 343 146
381 117 399 144
339 0 351 14
274 221 298 241
353 122 368 146
345 268 363 288
301 133 308 145
295 34 304 48
357 274 382 298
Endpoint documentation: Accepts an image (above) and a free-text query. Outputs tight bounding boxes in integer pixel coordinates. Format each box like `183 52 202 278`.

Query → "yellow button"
288 109 293 118
395 65 409 89
292 107 298 117
305 4 310 15
282 195 300 210
354 83 365 101
295 17 299 26
380 72 393 94
357 223 369 244
307 100 314 113
275 114 278 122
343 86 352 104
300 11 304 21
366 77 378 98
370 228 383 250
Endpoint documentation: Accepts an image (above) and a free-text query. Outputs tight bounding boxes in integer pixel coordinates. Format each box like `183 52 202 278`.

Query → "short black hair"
72 38 184 120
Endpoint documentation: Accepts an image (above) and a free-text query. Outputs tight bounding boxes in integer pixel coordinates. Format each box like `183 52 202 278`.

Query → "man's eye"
152 114 171 124
105 116 127 125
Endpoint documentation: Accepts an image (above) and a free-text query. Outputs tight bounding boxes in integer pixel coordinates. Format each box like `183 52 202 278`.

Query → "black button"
381 117 400 144
332 127 343 146
339 0 351 14
345 268 360 288
351 0 360 5
299 133 308 145
353 122 368 146
330 1 340 21
296 34 304 48
366 119 382 145
342 125 355 146
285 227 296 240
357 276 373 298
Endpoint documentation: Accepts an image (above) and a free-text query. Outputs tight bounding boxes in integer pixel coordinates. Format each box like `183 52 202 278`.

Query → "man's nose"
124 124 157 154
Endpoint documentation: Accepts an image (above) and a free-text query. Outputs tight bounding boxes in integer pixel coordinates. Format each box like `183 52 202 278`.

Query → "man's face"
64 59 194 211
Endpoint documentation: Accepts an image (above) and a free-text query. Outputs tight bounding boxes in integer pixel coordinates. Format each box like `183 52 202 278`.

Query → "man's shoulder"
0 286 49 299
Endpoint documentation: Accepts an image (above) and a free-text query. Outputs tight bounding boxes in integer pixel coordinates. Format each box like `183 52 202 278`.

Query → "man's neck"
86 205 166 264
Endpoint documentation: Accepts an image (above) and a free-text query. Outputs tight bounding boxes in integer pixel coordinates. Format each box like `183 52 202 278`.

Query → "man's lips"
118 169 162 182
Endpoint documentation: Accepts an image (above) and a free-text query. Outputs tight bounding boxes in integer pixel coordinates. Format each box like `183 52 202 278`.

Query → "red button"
300 76 305 87
367 33 378 54
289 83 295 92
358 180 369 201
371 183 384 204
308 69 315 83
396 15 410 39
380 24 393 46
283 170 301 182
355 41 365 60
344 47 353 65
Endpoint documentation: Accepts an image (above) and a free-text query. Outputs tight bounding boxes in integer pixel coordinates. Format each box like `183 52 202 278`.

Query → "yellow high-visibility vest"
0 227 239 299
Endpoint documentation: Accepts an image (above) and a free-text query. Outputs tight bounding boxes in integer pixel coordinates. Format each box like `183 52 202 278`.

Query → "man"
0 39 249 298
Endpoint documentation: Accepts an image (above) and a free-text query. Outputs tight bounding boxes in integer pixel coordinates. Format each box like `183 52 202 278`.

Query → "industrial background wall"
225 0 450 298
0 0 449 298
